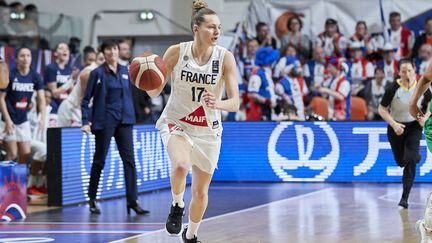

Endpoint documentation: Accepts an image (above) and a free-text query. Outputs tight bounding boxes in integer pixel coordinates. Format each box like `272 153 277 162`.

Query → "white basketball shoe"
417 193 432 243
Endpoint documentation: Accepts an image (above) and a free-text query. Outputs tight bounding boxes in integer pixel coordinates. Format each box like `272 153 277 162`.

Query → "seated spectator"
238 39 258 83
365 67 386 120
348 41 374 98
388 11 414 60
415 44 432 75
279 16 311 63
274 44 300 79
247 47 280 121
377 42 398 83
315 18 349 58
255 22 277 49
304 46 326 88
275 56 308 120
412 17 432 59
317 58 351 120
349 21 373 55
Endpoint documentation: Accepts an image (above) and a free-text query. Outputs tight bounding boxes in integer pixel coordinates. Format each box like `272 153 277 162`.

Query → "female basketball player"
409 58 432 242
147 1 239 242
378 58 431 209
0 47 46 163
58 51 105 127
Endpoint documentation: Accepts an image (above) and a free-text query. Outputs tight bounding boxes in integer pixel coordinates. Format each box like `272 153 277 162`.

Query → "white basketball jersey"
66 63 97 107
157 41 226 136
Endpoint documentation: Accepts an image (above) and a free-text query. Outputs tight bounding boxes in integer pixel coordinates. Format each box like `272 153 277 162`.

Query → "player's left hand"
203 89 218 109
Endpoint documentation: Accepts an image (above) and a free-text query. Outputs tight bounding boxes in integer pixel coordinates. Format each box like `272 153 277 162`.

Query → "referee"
81 40 149 215
378 58 432 209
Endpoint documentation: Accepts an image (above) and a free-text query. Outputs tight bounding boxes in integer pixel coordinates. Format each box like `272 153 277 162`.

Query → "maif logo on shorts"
267 122 340 181
180 106 207 127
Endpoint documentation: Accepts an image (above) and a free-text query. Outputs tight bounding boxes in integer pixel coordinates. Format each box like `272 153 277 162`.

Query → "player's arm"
409 61 432 119
147 44 179 98
0 60 9 89
378 83 405 134
36 89 46 130
0 90 13 134
47 68 79 98
79 68 92 101
204 51 239 112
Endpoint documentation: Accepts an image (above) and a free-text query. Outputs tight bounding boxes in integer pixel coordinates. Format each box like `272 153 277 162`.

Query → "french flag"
379 0 390 43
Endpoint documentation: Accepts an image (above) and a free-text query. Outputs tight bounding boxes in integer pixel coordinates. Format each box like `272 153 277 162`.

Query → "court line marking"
1 222 164 225
0 231 153 234
378 189 424 206
110 187 333 243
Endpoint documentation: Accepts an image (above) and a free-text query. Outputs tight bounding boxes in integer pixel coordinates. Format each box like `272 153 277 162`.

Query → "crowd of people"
233 13 432 122
0 2 431 201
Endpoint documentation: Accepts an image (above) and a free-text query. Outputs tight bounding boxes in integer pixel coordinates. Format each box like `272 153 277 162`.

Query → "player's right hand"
81 124 91 135
392 122 405 136
4 121 14 135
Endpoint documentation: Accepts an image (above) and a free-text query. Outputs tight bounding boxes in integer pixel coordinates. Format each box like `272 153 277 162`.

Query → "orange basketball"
129 52 167 91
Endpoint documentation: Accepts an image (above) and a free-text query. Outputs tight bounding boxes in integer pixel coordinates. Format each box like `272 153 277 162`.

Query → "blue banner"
58 122 432 205
214 122 432 182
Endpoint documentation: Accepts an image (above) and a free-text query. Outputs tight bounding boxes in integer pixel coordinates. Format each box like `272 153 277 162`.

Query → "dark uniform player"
0 47 46 163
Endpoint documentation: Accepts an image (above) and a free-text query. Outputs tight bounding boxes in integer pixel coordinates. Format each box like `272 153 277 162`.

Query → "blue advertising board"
56 122 432 205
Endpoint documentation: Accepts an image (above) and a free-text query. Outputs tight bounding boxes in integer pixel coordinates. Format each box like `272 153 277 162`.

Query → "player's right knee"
173 162 189 176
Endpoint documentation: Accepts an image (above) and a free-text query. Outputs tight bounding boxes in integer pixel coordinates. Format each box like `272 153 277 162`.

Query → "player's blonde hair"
191 0 217 32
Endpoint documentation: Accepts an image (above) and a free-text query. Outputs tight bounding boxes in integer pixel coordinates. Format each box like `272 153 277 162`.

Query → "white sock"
172 190 185 208
27 175 36 187
186 218 201 239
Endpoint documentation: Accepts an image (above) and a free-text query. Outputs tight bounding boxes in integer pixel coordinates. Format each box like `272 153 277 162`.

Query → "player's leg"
165 134 192 235
3 140 18 161
183 165 212 242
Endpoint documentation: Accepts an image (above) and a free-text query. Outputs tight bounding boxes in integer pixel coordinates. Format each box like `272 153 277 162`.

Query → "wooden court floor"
116 184 430 243
1 183 431 243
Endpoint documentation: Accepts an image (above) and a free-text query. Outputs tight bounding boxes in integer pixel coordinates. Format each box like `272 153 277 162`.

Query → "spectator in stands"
248 47 279 121
411 17 432 59
315 18 349 58
273 44 300 80
279 16 311 63
348 41 374 98
255 22 277 49
68 37 82 69
365 67 386 120
118 39 132 66
44 42 79 120
415 44 432 75
82 46 97 68
275 56 308 120
0 1 16 36
239 39 258 84
377 42 399 83
0 46 46 163
388 11 414 60
317 57 351 120
349 21 373 55
304 46 326 88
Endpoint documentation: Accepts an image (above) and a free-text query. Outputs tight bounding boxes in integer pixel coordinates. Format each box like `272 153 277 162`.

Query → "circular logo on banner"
268 122 339 181
0 238 55 243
